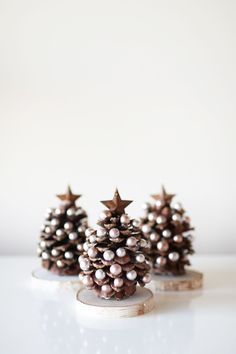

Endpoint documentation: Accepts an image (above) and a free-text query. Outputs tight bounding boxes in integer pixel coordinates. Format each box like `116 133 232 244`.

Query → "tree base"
76 287 154 318
31 267 82 292
152 269 203 291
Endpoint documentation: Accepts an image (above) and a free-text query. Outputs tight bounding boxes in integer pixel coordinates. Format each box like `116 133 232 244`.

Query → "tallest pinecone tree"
38 186 88 275
140 186 194 275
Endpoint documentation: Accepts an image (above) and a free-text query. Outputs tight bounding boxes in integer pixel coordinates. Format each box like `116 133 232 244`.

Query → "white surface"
0 0 236 255
0 255 235 354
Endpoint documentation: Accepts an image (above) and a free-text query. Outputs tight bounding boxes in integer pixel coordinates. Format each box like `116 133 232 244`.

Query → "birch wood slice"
153 270 203 291
76 287 154 318
31 268 82 292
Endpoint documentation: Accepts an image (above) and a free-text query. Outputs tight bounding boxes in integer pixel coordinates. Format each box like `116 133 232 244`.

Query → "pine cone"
140 186 194 276
37 186 88 275
79 190 151 300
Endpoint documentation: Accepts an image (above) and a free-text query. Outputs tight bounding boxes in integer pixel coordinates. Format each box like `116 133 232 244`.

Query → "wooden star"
56 185 81 204
151 185 175 203
101 189 132 214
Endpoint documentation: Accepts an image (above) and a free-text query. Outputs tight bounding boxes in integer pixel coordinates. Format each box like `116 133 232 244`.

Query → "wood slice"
31 268 82 292
76 287 154 318
152 270 203 291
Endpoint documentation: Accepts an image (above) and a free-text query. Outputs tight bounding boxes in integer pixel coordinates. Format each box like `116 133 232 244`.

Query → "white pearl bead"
155 200 162 207
116 248 126 257
78 255 85 263
45 226 51 234
110 264 122 275
42 252 49 260
85 228 94 237
132 219 141 227
51 249 59 257
82 275 94 287
88 247 97 258
140 239 147 248
141 224 151 234
80 258 90 270
163 229 172 238
64 222 73 230
148 213 157 221
83 242 89 251
136 254 145 263
67 207 76 216
172 213 182 222
56 229 65 237
89 235 96 243
157 240 169 252
78 226 86 233
120 214 130 224
126 270 137 281
97 228 107 237
156 216 167 224
37 247 41 255
172 202 182 211
103 250 115 261
51 218 59 226
114 278 124 287
95 269 106 280
65 251 73 259
156 256 167 266
173 235 183 243
101 284 111 293
142 273 151 283
40 240 46 249
109 228 120 238
126 237 137 247
99 210 112 220
56 260 63 267
169 252 180 262
142 203 150 210
55 208 64 215
46 208 53 214
77 244 83 251
69 232 78 240
150 232 160 242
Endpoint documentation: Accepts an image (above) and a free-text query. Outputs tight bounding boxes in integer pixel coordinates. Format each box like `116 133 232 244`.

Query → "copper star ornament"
56 185 81 204
151 185 175 203
101 189 132 214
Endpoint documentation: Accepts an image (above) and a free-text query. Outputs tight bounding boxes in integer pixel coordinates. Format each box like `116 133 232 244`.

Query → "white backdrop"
0 0 236 254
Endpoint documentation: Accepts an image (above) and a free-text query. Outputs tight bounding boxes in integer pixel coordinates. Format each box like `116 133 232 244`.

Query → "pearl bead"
150 232 160 242
55 207 64 215
67 207 76 216
77 244 83 251
80 258 90 270
82 275 94 287
51 218 59 226
142 203 150 210
78 255 85 262
163 229 171 238
103 250 115 261
64 251 73 259
99 210 112 220
101 284 111 293
114 278 124 288
56 260 63 267
37 247 41 255
45 226 51 234
56 229 65 238
85 228 94 237
172 202 182 211
157 240 169 252
78 226 86 233
148 213 157 221
97 228 107 237
40 240 46 249
64 222 73 230
126 270 137 280
116 248 126 257
156 256 167 266
42 252 49 260
83 242 89 251
172 213 182 222
142 273 151 283
140 239 147 248
89 235 96 243
169 252 180 262
46 208 53 214
156 216 166 224
141 224 151 234
109 228 120 238
69 232 78 240
95 269 106 280
136 254 145 263
120 214 130 224
110 264 122 276
132 219 141 227
155 200 162 207
88 247 98 258
173 235 183 243
51 249 59 257
126 237 137 247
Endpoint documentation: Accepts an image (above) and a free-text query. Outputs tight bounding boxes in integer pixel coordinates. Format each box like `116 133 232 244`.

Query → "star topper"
151 185 175 203
101 189 132 214
56 185 81 204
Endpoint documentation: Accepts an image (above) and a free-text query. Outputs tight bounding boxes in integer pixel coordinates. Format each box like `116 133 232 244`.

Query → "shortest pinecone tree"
38 186 88 275
79 189 151 300
140 186 194 276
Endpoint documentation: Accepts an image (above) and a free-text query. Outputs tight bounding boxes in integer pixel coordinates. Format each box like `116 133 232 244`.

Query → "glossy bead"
163 229 171 238
69 232 78 240
80 258 90 270
42 251 49 260
40 240 46 249
64 251 73 259
116 248 126 257
95 269 106 280
97 228 107 237
45 226 51 234
156 216 166 224
51 249 59 257
172 202 182 211
133 219 141 227
103 250 115 261
150 232 160 242
88 247 98 258
110 264 122 276
78 255 85 263
142 202 150 210
136 254 145 263
156 256 167 266
89 235 96 243
82 275 94 287
148 213 157 221
109 228 120 238
85 228 95 237
64 222 73 230
140 239 147 248
126 270 137 280
101 284 112 293
51 218 59 226
56 229 65 238
173 235 183 243
168 252 180 262
77 243 83 251
157 240 169 252
56 260 63 267
78 225 86 233
83 242 89 251
67 207 76 216
126 237 137 247
120 214 130 224
172 213 182 222
142 224 151 234
99 210 112 220
155 200 162 208
114 278 124 288
142 273 151 283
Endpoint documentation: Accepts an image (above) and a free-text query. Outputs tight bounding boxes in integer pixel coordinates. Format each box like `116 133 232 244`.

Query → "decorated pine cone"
79 189 152 300
38 186 88 275
140 186 194 276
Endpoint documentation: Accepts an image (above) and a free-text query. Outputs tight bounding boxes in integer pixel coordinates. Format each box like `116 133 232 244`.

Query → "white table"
0 255 235 354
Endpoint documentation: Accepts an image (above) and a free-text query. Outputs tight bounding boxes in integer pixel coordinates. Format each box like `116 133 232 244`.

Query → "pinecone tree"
79 189 151 300
140 186 194 276
37 186 88 275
